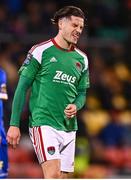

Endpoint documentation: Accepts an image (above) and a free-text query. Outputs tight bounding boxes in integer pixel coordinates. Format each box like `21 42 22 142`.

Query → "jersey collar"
51 38 75 52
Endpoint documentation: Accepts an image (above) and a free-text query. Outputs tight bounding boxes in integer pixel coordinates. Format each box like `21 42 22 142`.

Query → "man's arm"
10 75 33 127
7 56 40 148
64 88 87 118
64 64 90 118
74 66 90 110
10 56 40 127
74 88 87 110
7 75 33 148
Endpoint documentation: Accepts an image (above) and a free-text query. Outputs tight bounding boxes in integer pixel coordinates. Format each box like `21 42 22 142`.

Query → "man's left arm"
74 69 90 110
64 89 87 119
64 68 90 118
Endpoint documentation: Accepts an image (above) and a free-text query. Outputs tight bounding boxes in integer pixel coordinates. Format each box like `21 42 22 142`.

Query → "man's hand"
6 126 21 149
64 104 77 119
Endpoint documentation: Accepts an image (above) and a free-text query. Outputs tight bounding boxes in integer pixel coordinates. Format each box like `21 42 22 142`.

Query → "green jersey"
19 39 90 131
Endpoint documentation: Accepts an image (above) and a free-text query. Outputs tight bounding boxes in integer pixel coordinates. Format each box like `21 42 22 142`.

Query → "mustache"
74 32 81 37
72 34 80 38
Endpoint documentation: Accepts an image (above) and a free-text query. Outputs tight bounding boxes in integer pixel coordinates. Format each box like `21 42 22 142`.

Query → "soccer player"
7 6 90 178
0 68 8 178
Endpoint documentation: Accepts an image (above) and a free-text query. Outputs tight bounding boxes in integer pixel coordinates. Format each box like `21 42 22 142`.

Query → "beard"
63 36 78 45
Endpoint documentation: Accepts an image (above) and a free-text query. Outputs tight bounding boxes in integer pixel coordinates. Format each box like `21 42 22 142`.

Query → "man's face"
59 16 84 45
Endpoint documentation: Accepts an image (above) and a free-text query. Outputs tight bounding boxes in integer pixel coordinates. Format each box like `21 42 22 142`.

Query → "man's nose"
76 27 82 33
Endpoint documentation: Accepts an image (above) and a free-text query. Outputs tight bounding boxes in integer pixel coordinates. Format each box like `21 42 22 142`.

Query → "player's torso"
29 41 86 130
36 45 84 90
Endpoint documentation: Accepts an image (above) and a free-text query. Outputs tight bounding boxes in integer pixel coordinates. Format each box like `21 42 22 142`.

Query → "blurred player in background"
0 68 8 178
7 6 90 178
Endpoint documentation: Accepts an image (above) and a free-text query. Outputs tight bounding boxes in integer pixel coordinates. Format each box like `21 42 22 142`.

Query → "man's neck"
54 34 72 50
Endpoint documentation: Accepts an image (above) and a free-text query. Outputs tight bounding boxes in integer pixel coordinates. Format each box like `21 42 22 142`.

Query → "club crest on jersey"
47 146 55 155
76 62 81 70
23 53 33 65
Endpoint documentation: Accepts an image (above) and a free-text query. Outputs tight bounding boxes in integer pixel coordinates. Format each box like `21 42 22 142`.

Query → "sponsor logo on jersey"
53 70 76 85
47 146 55 155
50 57 57 62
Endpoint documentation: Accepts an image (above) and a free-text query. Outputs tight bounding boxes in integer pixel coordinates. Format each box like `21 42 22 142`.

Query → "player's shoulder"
29 39 53 54
74 47 89 71
74 47 88 60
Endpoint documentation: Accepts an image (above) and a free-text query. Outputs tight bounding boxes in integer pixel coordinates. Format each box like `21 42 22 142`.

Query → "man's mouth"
72 34 79 40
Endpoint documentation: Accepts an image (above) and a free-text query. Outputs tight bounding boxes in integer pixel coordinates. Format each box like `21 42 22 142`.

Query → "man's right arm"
7 76 32 148
10 75 33 127
7 56 40 148
10 55 41 127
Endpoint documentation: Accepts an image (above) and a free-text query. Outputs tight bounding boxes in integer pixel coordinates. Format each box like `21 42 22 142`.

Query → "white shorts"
29 125 76 172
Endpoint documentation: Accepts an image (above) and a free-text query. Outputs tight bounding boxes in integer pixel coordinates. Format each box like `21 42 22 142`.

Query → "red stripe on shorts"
38 127 47 161
33 127 41 162
33 128 37 153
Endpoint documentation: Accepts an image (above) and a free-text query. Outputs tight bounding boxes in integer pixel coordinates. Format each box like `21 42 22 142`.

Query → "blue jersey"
0 68 8 145
0 69 7 119
0 68 8 178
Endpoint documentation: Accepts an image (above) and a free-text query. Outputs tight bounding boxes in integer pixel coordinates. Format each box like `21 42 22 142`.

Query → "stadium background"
0 0 130 178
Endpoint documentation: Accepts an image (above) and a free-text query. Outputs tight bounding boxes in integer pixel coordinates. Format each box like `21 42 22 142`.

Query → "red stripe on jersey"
38 127 47 161
29 39 51 53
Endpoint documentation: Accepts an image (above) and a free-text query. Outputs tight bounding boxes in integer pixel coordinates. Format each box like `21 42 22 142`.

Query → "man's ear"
58 19 62 30
58 18 65 30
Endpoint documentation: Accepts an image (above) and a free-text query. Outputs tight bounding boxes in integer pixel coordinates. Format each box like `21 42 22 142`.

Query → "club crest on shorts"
47 146 55 155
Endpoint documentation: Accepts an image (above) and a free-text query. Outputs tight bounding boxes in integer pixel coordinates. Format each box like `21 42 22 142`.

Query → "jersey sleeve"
10 75 33 127
19 50 41 80
74 55 90 110
77 55 90 90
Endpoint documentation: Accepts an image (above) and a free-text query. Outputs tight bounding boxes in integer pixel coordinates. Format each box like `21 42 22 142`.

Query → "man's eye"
73 24 77 27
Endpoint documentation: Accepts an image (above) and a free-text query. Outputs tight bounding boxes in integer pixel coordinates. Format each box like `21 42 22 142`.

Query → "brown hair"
51 6 85 25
